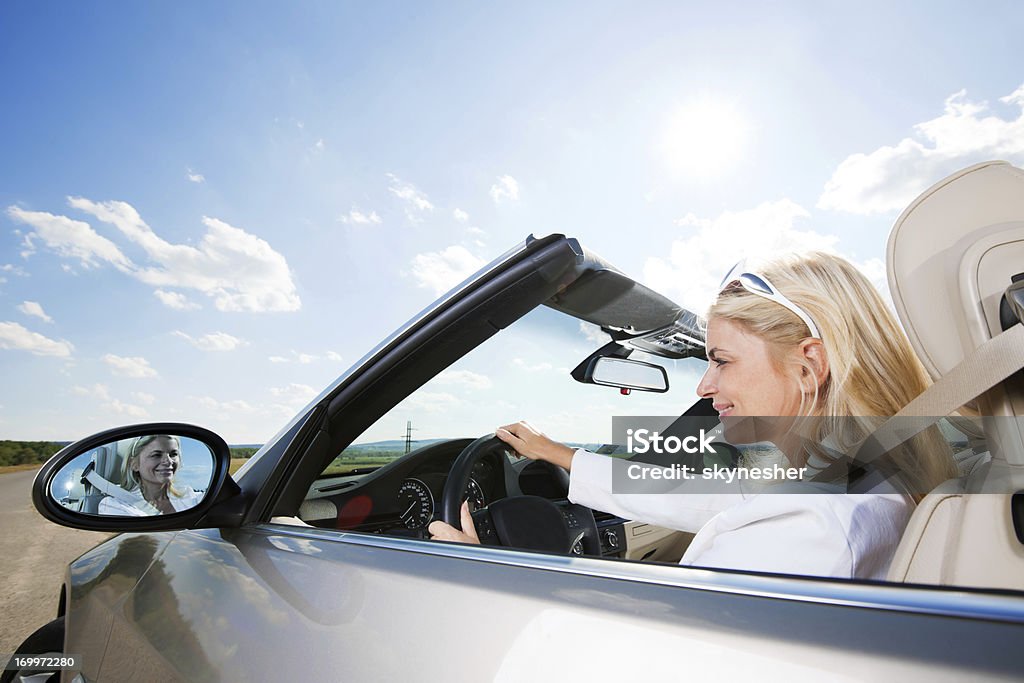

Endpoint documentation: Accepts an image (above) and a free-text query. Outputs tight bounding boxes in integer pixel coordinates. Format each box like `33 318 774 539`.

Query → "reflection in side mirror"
49 434 214 517
587 357 669 393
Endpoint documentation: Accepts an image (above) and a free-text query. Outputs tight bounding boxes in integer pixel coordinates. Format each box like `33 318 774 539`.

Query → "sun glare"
661 99 750 179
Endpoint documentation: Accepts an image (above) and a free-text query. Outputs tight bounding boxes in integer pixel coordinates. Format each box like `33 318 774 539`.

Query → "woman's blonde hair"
119 434 185 498
708 251 957 499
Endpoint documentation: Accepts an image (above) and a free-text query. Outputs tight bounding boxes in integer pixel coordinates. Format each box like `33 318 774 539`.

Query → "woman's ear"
798 339 829 389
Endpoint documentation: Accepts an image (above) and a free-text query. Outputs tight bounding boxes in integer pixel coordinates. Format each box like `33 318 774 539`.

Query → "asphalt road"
0 469 112 654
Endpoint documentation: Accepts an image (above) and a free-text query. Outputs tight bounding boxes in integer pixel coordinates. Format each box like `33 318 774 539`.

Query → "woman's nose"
696 366 715 398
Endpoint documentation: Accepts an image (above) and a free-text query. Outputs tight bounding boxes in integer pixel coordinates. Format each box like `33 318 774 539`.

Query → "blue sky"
2 2 1023 442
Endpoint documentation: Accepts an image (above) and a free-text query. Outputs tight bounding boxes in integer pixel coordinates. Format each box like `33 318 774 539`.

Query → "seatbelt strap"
818 322 1024 477
83 467 139 504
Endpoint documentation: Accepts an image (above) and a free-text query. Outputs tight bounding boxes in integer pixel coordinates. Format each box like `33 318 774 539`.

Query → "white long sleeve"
567 449 913 579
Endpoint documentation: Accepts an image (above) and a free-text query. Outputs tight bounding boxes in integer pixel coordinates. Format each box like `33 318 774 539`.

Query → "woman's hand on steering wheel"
496 421 576 471
428 501 480 544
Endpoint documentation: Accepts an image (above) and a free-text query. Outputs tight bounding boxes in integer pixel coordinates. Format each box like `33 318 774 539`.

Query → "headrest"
887 161 1024 386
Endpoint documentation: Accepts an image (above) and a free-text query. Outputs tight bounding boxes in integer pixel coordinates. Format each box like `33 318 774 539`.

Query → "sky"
2 1 1023 442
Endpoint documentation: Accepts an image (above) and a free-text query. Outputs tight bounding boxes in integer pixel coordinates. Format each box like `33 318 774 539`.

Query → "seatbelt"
82 464 139 505
818 322 1024 478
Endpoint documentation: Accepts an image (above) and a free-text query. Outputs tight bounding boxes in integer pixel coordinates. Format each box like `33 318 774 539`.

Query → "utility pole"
404 420 417 454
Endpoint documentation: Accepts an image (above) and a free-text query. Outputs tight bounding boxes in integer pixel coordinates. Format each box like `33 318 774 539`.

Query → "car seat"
885 160 1024 589
77 439 132 513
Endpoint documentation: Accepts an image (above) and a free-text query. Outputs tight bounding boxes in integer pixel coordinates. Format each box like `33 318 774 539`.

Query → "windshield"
320 305 705 478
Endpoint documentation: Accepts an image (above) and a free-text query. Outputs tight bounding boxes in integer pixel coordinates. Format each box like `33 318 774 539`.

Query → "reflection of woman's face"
133 437 180 489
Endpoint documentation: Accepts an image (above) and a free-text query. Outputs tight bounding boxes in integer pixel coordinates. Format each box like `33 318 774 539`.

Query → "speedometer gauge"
397 479 433 529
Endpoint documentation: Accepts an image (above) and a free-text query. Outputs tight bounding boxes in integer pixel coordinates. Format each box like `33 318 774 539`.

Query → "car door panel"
69 525 1024 682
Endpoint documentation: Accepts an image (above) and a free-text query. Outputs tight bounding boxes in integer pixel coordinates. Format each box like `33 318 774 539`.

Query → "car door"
81 521 1024 682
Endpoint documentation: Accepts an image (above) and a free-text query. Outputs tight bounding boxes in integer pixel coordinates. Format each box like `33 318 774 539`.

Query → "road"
0 469 112 654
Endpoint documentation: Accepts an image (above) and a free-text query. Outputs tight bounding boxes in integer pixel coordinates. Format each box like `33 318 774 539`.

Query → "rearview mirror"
586 357 669 393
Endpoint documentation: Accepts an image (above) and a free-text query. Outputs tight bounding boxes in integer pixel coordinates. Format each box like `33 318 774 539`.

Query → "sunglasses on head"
719 263 821 340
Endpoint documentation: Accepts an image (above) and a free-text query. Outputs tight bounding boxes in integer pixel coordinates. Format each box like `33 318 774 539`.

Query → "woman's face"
133 437 180 488
696 318 803 443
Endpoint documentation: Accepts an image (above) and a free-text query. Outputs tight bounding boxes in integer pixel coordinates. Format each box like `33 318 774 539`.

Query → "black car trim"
260 235 584 522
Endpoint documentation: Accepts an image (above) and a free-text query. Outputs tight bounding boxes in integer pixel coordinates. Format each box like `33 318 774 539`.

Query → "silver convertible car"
9 161 1024 682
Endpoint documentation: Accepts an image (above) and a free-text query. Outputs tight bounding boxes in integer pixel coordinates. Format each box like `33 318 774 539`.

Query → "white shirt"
567 449 913 579
97 485 205 516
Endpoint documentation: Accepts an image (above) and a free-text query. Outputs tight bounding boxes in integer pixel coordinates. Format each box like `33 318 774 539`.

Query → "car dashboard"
298 438 633 559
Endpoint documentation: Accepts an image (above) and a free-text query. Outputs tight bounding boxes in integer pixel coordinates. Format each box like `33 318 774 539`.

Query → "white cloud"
314 138 325 151
186 168 205 183
266 349 331 364
513 358 553 373
580 322 609 345
400 391 460 413
339 208 382 225
18 301 53 323
193 396 255 415
6 206 134 270
466 226 486 237
1 264 28 277
453 208 469 223
0 322 73 357
434 369 493 390
103 353 158 378
643 200 889 313
72 383 110 400
73 383 148 416
387 173 434 222
819 84 1024 215
67 198 300 312
107 399 149 418
154 289 201 311
269 383 318 406
132 391 156 405
643 200 839 313
489 175 520 203
173 330 248 352
409 245 486 295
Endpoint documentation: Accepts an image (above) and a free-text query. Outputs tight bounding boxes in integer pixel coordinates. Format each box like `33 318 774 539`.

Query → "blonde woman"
430 252 957 579
98 435 204 516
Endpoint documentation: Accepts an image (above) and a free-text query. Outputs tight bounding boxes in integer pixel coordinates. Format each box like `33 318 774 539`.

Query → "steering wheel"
440 434 600 555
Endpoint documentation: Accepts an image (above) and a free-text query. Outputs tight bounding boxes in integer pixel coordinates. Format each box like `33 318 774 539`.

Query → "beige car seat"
885 160 1024 589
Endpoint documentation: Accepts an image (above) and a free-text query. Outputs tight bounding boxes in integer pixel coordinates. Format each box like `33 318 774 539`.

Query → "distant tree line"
0 441 65 467
0 442 262 468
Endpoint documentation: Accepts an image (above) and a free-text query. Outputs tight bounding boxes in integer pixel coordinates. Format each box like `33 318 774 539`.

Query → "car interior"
271 161 1024 592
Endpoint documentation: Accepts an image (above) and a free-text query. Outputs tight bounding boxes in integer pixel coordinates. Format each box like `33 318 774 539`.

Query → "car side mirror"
585 357 669 393
33 423 239 532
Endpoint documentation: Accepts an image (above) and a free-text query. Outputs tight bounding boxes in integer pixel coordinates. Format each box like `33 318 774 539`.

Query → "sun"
661 98 750 179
